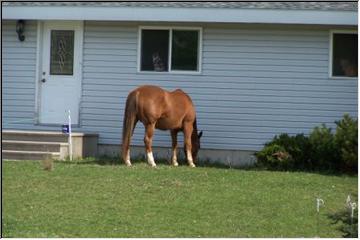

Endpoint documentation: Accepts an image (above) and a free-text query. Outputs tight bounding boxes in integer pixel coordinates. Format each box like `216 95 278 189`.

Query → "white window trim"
329 29 358 79
137 26 203 75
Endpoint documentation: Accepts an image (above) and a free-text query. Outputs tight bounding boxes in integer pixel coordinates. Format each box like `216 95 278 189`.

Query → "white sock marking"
172 149 178 166
125 149 131 166
147 151 156 167
187 150 196 167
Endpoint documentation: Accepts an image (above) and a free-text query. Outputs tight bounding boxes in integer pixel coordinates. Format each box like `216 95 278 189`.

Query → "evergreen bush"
256 114 358 173
335 114 358 172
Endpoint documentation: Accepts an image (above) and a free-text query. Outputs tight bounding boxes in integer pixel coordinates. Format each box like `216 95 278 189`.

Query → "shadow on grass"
255 166 358 177
55 155 260 171
55 155 357 177
56 155 172 167
327 208 358 238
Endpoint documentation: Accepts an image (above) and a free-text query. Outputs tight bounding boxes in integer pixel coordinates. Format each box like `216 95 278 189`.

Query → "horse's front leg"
184 122 196 168
144 123 156 167
170 130 179 166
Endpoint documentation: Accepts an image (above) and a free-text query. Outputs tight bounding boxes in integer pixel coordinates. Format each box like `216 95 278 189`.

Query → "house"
2 2 358 166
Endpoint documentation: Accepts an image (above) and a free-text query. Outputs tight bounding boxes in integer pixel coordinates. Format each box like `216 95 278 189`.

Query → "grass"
2 159 358 237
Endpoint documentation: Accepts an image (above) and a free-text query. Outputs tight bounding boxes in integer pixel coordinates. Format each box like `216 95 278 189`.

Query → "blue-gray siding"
3 20 38 127
2 20 358 151
81 22 357 150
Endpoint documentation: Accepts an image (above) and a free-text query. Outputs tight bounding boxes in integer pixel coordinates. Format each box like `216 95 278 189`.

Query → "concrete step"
2 150 60 160
2 130 98 160
2 130 69 143
2 140 68 152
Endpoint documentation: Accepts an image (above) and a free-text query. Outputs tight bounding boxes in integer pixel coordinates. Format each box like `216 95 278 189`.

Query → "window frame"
137 26 203 74
329 29 358 79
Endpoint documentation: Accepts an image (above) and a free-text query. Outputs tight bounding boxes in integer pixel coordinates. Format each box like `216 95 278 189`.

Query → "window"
172 30 199 71
141 30 169 72
50 30 74 75
139 27 201 73
330 31 358 78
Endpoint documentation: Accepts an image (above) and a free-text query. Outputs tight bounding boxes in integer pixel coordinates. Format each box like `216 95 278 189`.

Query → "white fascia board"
2 6 357 26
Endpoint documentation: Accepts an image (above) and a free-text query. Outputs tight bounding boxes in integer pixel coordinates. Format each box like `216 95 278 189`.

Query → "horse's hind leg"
144 123 156 167
170 130 179 166
124 148 131 166
184 122 196 167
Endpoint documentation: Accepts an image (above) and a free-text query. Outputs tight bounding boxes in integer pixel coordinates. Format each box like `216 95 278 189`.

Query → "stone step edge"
2 150 60 156
2 130 98 137
2 140 68 146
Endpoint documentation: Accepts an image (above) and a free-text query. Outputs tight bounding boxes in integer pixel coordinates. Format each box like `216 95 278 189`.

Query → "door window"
50 30 74 75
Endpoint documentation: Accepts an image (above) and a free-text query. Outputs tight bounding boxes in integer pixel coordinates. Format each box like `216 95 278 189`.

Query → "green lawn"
2 160 358 237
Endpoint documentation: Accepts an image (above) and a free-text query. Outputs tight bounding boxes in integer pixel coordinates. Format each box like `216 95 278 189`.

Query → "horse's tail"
122 91 138 162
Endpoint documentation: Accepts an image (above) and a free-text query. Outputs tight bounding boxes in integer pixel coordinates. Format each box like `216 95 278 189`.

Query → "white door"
39 21 83 124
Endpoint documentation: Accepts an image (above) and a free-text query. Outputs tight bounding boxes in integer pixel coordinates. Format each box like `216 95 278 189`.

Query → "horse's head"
190 130 203 161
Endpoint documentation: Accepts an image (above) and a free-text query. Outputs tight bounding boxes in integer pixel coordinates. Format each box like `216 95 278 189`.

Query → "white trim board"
3 6 357 26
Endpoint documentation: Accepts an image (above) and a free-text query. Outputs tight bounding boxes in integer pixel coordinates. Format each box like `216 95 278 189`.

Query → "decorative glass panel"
50 30 74 75
332 33 358 77
171 30 199 71
141 30 169 72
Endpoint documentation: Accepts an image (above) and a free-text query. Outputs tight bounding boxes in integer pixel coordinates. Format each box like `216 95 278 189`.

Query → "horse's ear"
198 131 203 139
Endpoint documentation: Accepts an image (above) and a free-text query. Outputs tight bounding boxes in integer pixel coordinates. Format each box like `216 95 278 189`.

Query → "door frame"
35 20 84 126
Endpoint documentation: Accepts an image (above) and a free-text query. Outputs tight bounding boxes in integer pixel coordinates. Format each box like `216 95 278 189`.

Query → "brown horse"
122 85 202 167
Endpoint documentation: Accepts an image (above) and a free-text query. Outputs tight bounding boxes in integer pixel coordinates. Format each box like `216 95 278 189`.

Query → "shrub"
256 133 312 171
256 114 358 173
287 134 312 170
256 143 292 170
334 114 358 172
309 124 340 171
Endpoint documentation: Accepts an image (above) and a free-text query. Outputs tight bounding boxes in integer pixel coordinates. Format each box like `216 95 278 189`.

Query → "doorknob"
41 78 46 83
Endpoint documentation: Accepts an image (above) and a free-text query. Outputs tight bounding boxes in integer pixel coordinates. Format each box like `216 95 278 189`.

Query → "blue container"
62 124 69 134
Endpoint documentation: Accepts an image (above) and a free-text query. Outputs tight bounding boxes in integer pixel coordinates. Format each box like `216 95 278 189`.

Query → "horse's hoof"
125 161 132 167
189 163 196 168
150 164 157 168
172 162 179 167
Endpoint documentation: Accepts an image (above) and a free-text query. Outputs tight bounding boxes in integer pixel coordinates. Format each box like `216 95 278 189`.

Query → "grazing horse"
122 85 203 167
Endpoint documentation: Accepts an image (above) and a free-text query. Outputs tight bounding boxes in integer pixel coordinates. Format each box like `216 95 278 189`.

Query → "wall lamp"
16 20 25 41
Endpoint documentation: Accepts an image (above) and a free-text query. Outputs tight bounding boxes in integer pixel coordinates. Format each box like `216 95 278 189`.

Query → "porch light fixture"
16 20 25 41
